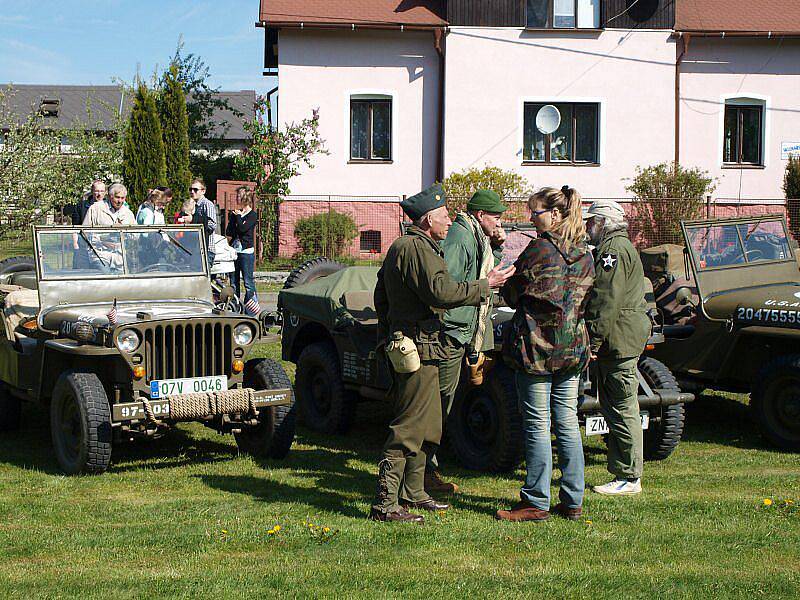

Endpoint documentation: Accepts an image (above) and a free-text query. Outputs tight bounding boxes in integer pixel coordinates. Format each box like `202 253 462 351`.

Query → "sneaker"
592 478 642 496
424 470 459 495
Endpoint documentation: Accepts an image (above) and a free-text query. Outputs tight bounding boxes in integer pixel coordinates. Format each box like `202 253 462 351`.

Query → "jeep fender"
38 340 117 400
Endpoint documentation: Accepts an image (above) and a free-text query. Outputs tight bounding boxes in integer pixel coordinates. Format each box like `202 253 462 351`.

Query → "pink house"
257 1 800 202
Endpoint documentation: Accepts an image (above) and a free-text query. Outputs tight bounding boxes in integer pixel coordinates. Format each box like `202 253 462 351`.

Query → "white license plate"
150 375 227 398
585 412 649 437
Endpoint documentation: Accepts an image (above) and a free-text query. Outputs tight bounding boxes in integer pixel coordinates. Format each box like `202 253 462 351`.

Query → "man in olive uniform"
370 184 515 523
584 200 651 496
425 189 509 495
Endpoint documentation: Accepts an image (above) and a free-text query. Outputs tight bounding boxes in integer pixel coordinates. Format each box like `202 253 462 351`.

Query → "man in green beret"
424 189 509 495
370 184 515 523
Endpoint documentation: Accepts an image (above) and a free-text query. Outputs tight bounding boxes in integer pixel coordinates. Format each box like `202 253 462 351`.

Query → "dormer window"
39 97 60 117
526 0 600 29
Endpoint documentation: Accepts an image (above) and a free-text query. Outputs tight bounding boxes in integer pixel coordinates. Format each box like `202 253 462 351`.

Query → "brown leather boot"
495 502 550 522
368 507 424 524
402 498 450 512
424 470 459 495
553 503 583 521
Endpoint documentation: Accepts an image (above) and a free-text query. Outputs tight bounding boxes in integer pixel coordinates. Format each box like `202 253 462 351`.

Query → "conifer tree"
158 64 191 208
122 83 166 207
785 155 800 238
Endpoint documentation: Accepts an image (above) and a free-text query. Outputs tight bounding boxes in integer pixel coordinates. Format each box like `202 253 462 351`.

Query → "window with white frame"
350 96 392 162
523 102 599 164
526 0 600 29
723 100 764 166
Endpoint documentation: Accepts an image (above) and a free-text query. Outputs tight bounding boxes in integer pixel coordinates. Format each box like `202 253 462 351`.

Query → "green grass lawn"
0 342 798 598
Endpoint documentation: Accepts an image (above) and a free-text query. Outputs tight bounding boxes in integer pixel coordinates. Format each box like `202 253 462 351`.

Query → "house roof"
0 84 255 141
257 0 447 28
676 0 800 34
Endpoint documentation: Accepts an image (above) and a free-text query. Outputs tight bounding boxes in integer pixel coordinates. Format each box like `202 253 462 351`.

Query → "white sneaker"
592 478 642 496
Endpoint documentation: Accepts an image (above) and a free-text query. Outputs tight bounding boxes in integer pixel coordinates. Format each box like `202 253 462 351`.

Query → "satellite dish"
536 105 561 135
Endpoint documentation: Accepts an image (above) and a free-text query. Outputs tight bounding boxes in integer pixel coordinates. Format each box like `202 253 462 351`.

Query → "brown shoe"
402 498 450 512
553 503 583 521
495 501 550 522
369 507 424 524
424 470 459 495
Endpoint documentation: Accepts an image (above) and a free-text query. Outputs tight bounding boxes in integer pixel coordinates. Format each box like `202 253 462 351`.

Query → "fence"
0 209 70 260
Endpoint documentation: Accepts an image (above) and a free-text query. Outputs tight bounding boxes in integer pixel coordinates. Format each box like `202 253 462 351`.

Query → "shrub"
441 165 532 217
294 211 359 257
625 162 716 245
784 155 800 238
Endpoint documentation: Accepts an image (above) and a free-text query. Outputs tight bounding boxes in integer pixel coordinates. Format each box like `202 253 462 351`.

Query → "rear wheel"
50 372 112 475
448 364 523 472
639 357 685 461
234 359 296 458
295 342 357 434
751 355 800 450
283 257 346 291
0 383 21 432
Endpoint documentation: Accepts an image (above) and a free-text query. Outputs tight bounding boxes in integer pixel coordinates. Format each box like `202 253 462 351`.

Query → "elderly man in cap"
370 184 515 523
584 200 651 496
423 189 509 495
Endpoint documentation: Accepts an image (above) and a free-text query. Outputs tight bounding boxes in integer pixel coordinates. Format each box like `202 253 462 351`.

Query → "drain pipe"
675 33 691 165
434 28 446 182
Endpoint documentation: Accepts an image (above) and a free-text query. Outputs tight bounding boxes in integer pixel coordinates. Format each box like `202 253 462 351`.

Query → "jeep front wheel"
234 359 296 458
751 355 800 450
50 372 112 475
295 341 356 434
639 357 685 461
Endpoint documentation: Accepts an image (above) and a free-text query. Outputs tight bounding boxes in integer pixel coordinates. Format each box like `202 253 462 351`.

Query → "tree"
123 83 166 207
784 155 800 238
158 63 191 209
625 162 716 245
440 165 532 218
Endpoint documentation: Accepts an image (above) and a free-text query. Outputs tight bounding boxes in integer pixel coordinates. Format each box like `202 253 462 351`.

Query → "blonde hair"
181 198 196 216
146 188 166 205
528 186 586 248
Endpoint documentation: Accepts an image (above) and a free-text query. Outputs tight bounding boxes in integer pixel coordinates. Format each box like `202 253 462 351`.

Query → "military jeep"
278 257 692 472
0 225 294 474
644 215 800 449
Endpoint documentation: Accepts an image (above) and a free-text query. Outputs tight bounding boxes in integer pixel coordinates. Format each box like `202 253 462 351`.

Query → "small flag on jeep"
244 295 261 316
107 298 118 325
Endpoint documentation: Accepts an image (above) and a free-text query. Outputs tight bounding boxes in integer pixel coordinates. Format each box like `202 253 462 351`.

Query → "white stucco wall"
680 38 800 200
443 28 677 198
278 29 440 197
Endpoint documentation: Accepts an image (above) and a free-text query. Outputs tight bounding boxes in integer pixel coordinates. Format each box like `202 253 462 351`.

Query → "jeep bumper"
577 389 694 413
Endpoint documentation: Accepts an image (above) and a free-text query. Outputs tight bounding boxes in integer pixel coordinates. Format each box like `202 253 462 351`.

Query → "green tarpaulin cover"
278 266 379 330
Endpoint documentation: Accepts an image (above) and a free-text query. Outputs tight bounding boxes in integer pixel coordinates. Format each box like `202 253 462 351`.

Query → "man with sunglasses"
190 178 218 266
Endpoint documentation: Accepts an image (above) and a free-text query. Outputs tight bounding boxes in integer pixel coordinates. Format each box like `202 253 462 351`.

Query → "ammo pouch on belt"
386 332 421 373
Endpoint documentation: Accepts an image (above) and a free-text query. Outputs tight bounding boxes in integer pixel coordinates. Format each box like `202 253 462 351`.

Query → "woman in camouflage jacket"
496 186 595 523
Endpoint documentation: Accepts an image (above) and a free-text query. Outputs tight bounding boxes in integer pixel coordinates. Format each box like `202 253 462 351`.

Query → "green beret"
401 184 446 221
467 189 508 214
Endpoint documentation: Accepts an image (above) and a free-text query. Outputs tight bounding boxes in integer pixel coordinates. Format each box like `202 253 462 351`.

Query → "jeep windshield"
36 227 206 279
685 217 793 271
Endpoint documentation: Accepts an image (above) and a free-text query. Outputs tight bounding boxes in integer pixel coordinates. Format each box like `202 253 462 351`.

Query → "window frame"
723 103 764 167
526 0 601 30
522 101 600 165
349 98 393 163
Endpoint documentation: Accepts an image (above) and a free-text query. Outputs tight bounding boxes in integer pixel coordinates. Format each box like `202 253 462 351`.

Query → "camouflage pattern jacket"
501 232 595 375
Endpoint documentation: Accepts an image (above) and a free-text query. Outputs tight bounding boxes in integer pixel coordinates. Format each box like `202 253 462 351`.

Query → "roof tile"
676 0 800 33
258 0 447 27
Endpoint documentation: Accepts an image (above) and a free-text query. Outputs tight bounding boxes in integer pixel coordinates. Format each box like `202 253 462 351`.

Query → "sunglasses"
531 208 552 217
190 187 203 193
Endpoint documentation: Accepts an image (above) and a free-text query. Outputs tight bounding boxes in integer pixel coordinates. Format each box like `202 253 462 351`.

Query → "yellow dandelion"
221 529 229 535
274 525 281 532
585 520 593 525
786 499 794 505
323 527 330 533
763 498 773 506
267 529 275 535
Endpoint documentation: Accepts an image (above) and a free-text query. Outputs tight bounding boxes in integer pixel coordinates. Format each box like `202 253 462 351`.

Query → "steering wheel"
141 262 182 273
744 249 764 262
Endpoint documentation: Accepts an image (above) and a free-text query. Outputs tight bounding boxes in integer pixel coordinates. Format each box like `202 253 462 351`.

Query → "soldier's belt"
112 388 292 422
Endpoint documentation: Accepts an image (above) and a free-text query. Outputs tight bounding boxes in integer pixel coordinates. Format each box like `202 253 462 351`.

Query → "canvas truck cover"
279 266 380 329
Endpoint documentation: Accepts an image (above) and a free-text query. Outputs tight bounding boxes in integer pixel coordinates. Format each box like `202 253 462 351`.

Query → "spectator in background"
72 180 106 225
175 198 196 225
226 189 258 311
136 189 168 225
190 178 217 265
83 183 135 226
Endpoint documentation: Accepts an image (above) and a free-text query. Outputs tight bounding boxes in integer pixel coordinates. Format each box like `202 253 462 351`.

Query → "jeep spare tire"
283 257 346 290
295 341 357 434
0 255 35 275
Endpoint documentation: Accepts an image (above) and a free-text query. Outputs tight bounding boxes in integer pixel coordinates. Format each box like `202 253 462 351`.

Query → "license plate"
585 412 649 437
150 375 227 398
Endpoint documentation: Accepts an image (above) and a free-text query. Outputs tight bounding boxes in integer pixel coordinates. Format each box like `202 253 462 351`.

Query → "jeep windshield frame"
35 225 208 281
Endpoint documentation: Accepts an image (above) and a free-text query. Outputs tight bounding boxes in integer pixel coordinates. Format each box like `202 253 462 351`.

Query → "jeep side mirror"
683 247 691 281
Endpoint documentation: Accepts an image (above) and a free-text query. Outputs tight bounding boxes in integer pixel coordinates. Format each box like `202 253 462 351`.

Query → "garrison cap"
401 184 446 221
467 189 508 214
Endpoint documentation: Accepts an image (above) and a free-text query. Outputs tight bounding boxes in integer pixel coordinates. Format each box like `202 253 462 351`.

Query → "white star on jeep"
602 254 617 269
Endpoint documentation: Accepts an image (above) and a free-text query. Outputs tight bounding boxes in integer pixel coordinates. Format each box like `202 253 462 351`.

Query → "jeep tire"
448 364 523 472
751 355 800 450
639 357 685 461
234 359 296 458
283 257 346 290
0 255 35 275
295 341 357 434
50 372 112 475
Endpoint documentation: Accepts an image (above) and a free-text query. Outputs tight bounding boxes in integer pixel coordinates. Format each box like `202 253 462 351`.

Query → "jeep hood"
705 283 800 319
40 300 217 331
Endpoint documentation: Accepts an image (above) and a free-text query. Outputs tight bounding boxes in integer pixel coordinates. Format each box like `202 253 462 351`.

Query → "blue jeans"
233 252 256 303
516 370 585 510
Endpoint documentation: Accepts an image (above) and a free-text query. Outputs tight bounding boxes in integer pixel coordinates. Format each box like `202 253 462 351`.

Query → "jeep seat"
341 290 378 325
3 288 40 340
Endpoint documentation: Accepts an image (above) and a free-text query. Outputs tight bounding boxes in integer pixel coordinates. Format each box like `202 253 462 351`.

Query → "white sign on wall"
781 142 800 160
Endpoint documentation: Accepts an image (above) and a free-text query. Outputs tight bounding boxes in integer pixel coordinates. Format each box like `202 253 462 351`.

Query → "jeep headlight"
116 329 140 353
234 323 255 345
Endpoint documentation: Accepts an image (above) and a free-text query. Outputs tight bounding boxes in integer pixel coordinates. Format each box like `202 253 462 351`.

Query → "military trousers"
426 337 466 472
372 361 442 514
596 356 644 479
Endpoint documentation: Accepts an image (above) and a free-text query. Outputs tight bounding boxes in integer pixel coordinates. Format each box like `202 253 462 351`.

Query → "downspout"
434 27 446 183
266 85 278 130
674 33 690 166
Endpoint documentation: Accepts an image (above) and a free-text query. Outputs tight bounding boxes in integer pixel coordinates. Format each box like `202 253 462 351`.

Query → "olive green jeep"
0 225 295 474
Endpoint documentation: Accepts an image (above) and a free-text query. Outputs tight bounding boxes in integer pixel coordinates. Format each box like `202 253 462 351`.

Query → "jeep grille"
143 322 233 382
